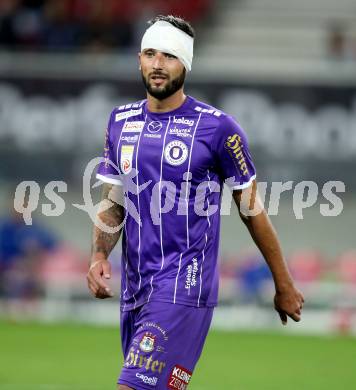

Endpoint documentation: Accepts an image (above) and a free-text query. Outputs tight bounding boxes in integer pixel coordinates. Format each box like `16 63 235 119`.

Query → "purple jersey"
97 96 256 311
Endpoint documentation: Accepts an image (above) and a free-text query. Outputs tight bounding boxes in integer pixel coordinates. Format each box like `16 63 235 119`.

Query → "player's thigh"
118 385 133 390
118 301 214 389
120 308 138 358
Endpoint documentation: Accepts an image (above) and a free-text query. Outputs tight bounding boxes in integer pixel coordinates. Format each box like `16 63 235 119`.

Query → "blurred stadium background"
0 0 356 389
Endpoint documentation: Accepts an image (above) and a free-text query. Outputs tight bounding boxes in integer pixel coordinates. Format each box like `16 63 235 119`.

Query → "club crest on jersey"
164 140 188 166
139 332 156 353
120 145 134 174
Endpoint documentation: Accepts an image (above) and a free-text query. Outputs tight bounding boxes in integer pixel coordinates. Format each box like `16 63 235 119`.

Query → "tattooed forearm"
91 183 125 259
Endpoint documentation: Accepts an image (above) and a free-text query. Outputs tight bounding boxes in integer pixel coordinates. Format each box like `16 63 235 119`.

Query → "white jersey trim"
122 197 129 311
96 173 122 186
229 174 256 190
185 113 202 249
134 115 147 305
159 117 171 271
173 253 183 304
173 113 202 304
147 116 171 304
197 169 212 307
113 116 137 309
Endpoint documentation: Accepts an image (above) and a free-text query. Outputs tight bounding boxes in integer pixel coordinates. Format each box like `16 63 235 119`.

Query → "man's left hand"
274 285 305 325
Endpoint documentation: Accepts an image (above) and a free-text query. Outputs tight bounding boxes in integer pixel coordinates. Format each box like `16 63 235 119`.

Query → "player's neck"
146 90 186 113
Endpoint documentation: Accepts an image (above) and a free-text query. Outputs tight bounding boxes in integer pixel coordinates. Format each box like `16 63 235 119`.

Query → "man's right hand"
87 258 114 299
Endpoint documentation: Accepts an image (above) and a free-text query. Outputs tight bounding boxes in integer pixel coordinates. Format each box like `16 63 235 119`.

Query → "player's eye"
165 53 177 59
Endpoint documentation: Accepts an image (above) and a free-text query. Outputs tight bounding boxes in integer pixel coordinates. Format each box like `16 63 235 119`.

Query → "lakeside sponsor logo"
121 135 139 143
122 121 145 133
115 108 142 122
173 116 195 127
164 140 189 166
136 373 158 386
168 365 192 390
169 126 192 138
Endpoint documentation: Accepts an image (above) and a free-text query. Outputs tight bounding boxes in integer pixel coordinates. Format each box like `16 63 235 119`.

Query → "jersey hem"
118 378 152 390
228 174 256 190
96 173 122 185
120 297 218 312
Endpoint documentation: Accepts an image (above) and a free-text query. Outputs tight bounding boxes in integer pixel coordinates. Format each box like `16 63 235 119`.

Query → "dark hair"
147 15 195 38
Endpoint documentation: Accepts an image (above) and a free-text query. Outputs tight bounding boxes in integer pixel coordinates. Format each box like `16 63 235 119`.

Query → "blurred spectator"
327 24 356 62
0 0 44 49
236 254 272 304
336 250 356 284
0 206 57 299
0 0 212 52
151 0 212 23
288 249 324 283
41 0 81 50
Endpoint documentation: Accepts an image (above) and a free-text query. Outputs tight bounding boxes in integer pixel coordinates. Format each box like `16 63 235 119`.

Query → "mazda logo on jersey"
164 140 188 166
148 121 163 133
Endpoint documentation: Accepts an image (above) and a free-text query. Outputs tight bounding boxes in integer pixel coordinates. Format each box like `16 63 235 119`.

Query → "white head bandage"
141 21 194 72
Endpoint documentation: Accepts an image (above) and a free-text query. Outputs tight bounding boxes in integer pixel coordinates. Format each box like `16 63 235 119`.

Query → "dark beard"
141 69 186 100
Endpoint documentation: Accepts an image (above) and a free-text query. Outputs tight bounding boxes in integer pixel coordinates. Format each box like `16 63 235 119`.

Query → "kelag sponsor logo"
173 116 195 127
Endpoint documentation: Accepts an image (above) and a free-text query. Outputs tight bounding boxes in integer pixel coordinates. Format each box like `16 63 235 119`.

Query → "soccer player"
87 15 304 390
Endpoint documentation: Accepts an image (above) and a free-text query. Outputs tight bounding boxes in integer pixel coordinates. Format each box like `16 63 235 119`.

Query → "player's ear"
138 52 142 70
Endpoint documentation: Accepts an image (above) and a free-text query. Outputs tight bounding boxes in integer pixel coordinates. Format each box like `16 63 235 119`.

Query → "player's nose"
152 52 165 69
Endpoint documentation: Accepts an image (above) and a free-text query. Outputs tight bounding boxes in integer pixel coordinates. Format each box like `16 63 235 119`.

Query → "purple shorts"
118 301 214 390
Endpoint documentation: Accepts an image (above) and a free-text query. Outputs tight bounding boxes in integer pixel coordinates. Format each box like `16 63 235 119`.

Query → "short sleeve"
96 110 122 185
212 115 256 190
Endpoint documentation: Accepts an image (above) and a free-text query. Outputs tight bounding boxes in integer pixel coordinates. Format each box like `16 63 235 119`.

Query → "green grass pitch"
0 321 355 389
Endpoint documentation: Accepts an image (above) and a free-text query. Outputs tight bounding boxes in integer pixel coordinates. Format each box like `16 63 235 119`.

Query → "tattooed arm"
87 183 125 299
